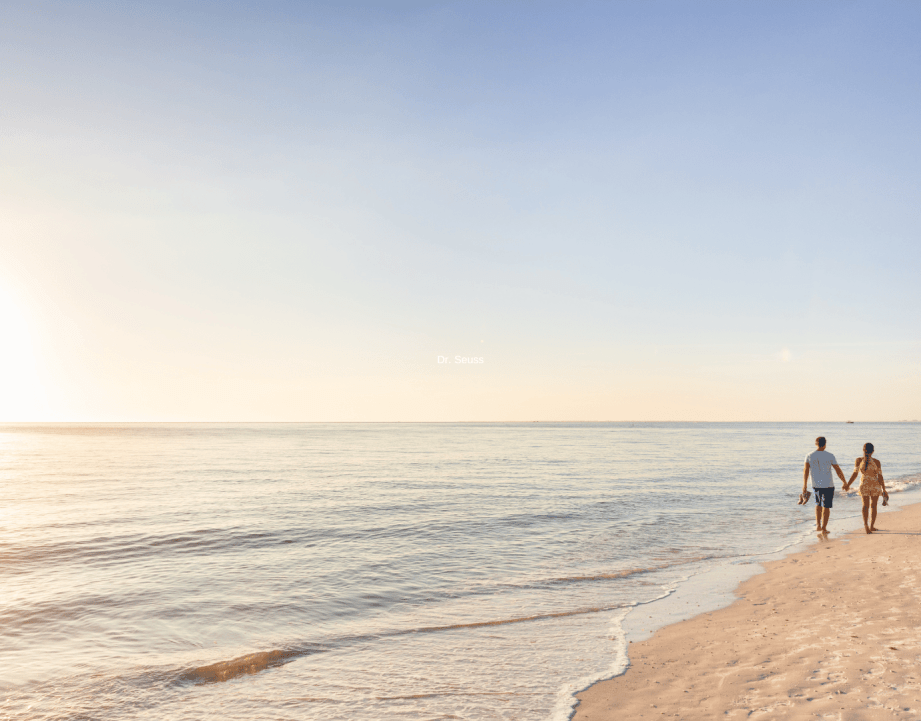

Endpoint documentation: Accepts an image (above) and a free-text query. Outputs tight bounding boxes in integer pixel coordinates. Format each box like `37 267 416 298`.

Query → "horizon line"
1 420 917 425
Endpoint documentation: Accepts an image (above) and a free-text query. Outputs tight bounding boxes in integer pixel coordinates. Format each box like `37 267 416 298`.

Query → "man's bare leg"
862 496 871 533
820 507 830 533
870 496 880 531
815 505 823 531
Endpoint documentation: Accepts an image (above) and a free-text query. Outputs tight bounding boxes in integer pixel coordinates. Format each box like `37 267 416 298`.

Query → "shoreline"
572 499 921 719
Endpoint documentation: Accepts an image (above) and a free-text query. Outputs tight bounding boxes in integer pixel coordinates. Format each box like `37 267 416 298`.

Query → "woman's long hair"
863 442 875 472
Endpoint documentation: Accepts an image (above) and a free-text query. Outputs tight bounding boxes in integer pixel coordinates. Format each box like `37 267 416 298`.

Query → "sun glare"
0 286 48 421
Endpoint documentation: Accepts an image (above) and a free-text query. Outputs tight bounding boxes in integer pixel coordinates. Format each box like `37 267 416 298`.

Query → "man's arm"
833 464 846 486
803 461 810 492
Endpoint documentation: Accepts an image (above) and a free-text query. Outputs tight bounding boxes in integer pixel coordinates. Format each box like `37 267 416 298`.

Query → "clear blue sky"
2 1 920 420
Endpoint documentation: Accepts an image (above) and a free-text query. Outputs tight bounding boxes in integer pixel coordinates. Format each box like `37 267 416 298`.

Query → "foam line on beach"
570 497 921 719
546 570 720 721
553 517 883 720
551 608 632 721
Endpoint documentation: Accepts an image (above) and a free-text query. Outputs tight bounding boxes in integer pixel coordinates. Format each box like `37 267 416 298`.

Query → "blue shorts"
814 487 834 508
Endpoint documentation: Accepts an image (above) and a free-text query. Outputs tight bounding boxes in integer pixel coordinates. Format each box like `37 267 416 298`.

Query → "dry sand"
573 500 921 720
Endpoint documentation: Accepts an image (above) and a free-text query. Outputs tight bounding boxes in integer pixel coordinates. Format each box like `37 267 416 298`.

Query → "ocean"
2 422 921 721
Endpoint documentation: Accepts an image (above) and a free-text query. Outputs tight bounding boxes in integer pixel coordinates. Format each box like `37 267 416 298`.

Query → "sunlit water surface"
2 423 921 720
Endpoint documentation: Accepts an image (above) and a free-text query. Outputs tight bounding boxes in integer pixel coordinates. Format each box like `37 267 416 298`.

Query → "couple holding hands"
801 436 888 535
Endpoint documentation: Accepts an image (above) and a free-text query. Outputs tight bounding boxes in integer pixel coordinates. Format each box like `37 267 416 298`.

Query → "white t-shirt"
806 449 838 488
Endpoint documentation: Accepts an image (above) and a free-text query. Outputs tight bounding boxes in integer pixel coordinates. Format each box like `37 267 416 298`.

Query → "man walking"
803 436 847 533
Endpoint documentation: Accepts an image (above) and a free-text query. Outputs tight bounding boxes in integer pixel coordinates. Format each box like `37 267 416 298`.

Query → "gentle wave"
0 513 585 574
886 472 921 493
0 527 305 574
551 555 720 583
176 604 632 686
375 691 526 700
179 648 319 684
834 472 921 497
4 600 622 703
0 551 710 634
388 605 627 635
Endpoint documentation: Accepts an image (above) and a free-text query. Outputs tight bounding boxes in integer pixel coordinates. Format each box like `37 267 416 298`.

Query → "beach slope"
574 502 921 720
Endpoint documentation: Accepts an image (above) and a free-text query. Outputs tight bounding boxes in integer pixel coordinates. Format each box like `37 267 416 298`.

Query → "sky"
1 0 920 421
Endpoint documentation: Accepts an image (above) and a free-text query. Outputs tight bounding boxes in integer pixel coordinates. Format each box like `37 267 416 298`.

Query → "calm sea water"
2 422 921 721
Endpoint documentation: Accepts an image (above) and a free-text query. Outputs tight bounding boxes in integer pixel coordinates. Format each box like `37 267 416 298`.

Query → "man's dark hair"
816 436 826 448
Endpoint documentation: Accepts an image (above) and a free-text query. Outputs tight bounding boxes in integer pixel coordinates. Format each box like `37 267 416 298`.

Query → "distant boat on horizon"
846 420 854 423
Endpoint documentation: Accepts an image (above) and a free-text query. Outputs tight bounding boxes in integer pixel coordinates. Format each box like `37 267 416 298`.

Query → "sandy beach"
574 500 921 720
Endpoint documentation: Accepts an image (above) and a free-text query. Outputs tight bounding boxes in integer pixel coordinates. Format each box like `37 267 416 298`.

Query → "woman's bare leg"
862 496 871 533
870 495 880 531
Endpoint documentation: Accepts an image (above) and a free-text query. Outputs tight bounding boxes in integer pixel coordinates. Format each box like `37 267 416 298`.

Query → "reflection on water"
2 422 920 720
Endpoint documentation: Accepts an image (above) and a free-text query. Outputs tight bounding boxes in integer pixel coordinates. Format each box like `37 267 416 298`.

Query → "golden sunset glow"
1 2 919 422
0 286 48 420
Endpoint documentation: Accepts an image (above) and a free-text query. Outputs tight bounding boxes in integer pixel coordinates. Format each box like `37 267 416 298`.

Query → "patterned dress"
857 457 884 497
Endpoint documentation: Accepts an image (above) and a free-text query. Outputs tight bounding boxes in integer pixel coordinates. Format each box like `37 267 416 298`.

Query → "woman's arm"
878 459 887 496
844 458 860 491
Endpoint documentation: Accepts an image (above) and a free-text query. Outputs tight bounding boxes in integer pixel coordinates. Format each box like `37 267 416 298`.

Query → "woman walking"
843 442 888 534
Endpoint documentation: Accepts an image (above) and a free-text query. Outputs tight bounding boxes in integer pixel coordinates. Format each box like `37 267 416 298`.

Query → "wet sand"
574 500 921 720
